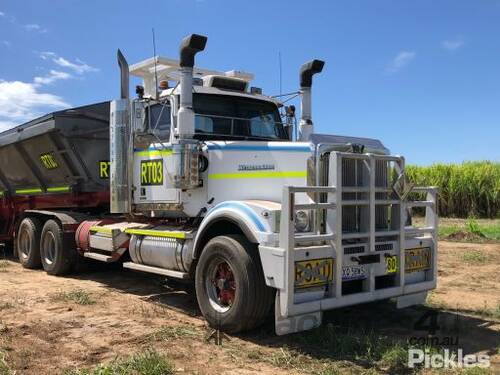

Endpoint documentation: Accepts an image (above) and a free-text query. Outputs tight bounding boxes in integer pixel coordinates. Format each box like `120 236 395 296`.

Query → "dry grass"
50 289 96 305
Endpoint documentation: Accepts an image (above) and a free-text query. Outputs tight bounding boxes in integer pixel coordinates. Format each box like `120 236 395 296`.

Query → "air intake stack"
177 34 208 139
298 59 324 142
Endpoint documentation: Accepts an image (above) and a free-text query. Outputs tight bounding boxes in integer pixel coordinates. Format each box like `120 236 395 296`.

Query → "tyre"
16 217 43 269
195 235 274 333
40 219 76 275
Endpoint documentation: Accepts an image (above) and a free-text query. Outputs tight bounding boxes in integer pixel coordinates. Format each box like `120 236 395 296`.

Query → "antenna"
152 28 159 99
278 51 282 97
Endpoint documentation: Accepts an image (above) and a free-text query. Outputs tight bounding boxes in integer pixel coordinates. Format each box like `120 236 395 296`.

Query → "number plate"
405 247 431 273
342 265 366 280
385 255 398 274
295 258 334 289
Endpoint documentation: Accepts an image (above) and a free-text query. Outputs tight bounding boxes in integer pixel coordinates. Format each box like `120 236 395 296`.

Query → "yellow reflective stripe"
47 186 70 193
208 171 307 180
134 150 173 157
0 191 3 197
14 186 71 195
124 228 186 239
15 188 43 194
89 226 113 234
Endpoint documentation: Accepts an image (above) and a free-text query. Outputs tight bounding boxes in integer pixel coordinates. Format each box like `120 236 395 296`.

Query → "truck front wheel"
195 235 273 333
16 217 43 269
40 219 76 275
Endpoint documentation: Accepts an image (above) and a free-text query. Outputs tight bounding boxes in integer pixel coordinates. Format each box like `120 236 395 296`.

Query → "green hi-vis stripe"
47 186 70 193
15 188 43 194
14 186 70 195
208 171 307 180
124 228 186 239
89 226 113 235
134 150 173 157
0 191 4 197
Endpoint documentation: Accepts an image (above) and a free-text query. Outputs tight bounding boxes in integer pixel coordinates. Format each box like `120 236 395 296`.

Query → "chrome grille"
344 245 366 255
375 243 393 252
341 157 394 233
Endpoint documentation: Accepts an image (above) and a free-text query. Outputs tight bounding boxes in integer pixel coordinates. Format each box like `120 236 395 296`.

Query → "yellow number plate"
405 247 431 273
294 258 334 289
385 255 398 274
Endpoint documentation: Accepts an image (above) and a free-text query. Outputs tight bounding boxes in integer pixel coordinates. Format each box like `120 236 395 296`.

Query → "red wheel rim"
206 259 236 312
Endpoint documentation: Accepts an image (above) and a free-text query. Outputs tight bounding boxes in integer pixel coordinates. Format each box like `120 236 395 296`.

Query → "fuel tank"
128 231 193 272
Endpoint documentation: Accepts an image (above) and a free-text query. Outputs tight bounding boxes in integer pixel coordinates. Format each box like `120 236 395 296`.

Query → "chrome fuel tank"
129 234 193 272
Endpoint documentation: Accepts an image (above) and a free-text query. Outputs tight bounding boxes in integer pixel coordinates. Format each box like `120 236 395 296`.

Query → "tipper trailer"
0 34 438 335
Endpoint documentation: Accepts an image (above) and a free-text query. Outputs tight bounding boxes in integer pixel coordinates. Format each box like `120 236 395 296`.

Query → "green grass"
265 323 443 374
0 302 14 311
0 351 12 375
147 325 201 341
0 261 8 272
51 289 96 305
63 349 174 375
480 303 500 320
459 367 492 375
414 217 500 242
406 161 500 219
462 250 488 264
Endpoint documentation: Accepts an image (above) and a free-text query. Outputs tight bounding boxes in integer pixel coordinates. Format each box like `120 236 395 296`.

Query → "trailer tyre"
16 217 43 269
195 235 273 333
40 219 76 275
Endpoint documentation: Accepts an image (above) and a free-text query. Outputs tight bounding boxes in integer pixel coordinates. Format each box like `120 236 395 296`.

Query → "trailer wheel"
40 219 76 275
195 235 273 333
16 217 43 269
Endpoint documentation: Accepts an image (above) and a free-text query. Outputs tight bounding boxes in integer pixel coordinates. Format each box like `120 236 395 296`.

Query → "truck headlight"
295 210 310 232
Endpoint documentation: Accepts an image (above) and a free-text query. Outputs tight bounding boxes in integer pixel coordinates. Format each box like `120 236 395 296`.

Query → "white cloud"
0 80 69 128
0 120 17 132
0 50 98 131
34 70 72 85
40 51 56 60
53 56 98 74
0 11 5 17
24 23 47 33
1 40 10 47
386 51 416 73
39 52 98 74
442 39 464 51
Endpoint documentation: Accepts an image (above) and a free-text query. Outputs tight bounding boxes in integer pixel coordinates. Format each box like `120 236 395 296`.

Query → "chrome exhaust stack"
298 59 324 142
176 34 207 139
110 49 132 213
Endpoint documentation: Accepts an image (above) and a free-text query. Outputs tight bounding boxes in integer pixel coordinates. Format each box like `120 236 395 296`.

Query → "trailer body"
0 102 110 241
0 35 438 335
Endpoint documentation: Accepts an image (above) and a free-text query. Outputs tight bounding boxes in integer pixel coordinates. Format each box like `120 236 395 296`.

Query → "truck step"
122 262 189 279
83 252 116 263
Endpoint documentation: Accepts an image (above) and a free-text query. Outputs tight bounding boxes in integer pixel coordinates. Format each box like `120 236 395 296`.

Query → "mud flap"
274 293 322 335
394 291 428 309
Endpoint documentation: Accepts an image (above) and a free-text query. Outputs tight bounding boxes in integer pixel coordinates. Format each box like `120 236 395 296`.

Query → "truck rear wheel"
195 235 273 333
40 219 76 275
16 217 43 269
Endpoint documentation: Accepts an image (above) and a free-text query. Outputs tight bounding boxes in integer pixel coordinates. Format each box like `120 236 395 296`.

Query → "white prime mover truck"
3 34 438 335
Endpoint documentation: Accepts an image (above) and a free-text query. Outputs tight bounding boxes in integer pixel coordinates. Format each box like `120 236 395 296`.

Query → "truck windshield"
193 94 287 141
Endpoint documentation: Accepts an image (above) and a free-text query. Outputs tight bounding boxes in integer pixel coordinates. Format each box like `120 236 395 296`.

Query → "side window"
149 104 171 141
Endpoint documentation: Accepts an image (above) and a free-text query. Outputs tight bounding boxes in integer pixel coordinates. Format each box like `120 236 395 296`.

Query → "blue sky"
1 0 499 165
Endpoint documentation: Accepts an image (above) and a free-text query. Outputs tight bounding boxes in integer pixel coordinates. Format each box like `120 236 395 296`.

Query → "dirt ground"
0 241 499 374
